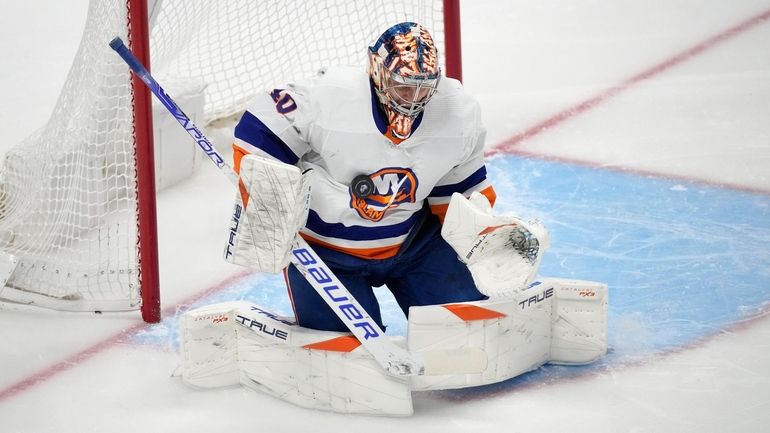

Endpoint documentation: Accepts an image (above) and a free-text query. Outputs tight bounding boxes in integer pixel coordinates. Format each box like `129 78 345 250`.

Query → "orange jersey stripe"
443 303 507 321
430 185 497 223
302 335 362 352
480 185 497 207
300 233 401 260
430 203 450 224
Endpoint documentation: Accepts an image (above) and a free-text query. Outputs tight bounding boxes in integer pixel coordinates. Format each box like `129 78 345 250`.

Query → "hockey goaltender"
177 22 608 416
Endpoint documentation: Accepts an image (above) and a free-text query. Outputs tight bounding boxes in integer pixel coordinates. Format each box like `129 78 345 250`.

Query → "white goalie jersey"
232 66 496 260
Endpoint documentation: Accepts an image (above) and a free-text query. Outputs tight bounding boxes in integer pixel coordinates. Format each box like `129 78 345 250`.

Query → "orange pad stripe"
302 335 362 352
232 144 248 173
232 144 250 207
443 304 507 321
479 223 516 235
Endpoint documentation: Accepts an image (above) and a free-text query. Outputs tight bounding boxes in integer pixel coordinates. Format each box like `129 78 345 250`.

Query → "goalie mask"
368 22 441 140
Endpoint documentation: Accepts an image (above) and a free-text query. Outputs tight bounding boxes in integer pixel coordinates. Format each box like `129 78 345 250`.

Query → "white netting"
0 0 136 311
0 0 446 313
150 0 447 122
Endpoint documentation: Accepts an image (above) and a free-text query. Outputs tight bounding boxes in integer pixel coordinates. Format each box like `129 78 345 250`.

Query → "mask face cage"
379 66 441 117
368 22 442 118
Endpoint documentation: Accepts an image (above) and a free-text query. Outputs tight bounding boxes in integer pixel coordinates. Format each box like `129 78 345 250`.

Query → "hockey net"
0 0 455 320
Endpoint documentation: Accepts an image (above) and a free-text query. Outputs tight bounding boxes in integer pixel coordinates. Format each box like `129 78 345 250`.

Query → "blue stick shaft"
109 37 236 182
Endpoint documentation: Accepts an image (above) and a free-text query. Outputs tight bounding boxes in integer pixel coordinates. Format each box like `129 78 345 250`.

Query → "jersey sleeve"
230 81 316 205
231 81 316 171
427 105 496 223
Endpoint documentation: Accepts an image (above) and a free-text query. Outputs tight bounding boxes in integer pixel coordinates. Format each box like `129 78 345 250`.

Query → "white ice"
1 1 769 432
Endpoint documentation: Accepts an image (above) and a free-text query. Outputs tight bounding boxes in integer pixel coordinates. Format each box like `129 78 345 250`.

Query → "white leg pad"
179 301 413 416
179 302 242 389
547 278 608 364
407 277 608 391
408 284 553 391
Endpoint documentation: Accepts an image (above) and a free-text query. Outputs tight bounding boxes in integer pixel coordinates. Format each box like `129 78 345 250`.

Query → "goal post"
442 0 464 82
0 0 463 323
129 0 161 323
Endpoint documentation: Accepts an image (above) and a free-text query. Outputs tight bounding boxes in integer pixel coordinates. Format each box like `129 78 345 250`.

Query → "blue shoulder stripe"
429 166 488 197
306 209 424 241
234 110 299 165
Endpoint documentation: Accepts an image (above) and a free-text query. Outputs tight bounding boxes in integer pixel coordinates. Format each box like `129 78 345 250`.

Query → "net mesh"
0 0 446 312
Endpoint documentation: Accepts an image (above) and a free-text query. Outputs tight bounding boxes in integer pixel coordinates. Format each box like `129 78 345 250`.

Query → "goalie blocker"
179 277 608 416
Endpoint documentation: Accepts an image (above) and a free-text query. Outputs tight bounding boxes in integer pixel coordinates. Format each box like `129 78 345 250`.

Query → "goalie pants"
284 214 486 332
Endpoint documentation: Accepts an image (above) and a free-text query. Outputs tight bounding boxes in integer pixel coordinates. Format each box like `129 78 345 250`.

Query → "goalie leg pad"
407 278 608 391
407 284 553 391
179 301 413 416
179 302 243 389
547 278 608 365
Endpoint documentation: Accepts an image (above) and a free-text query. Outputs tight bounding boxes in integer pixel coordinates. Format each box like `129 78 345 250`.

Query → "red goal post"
0 0 463 323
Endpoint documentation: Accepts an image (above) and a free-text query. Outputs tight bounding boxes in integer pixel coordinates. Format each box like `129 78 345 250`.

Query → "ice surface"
1 1 769 432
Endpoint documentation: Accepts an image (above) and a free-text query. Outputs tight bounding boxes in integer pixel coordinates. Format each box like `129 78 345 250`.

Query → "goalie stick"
109 37 483 377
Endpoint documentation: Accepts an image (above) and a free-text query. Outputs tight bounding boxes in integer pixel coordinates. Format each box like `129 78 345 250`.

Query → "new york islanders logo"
350 168 418 222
